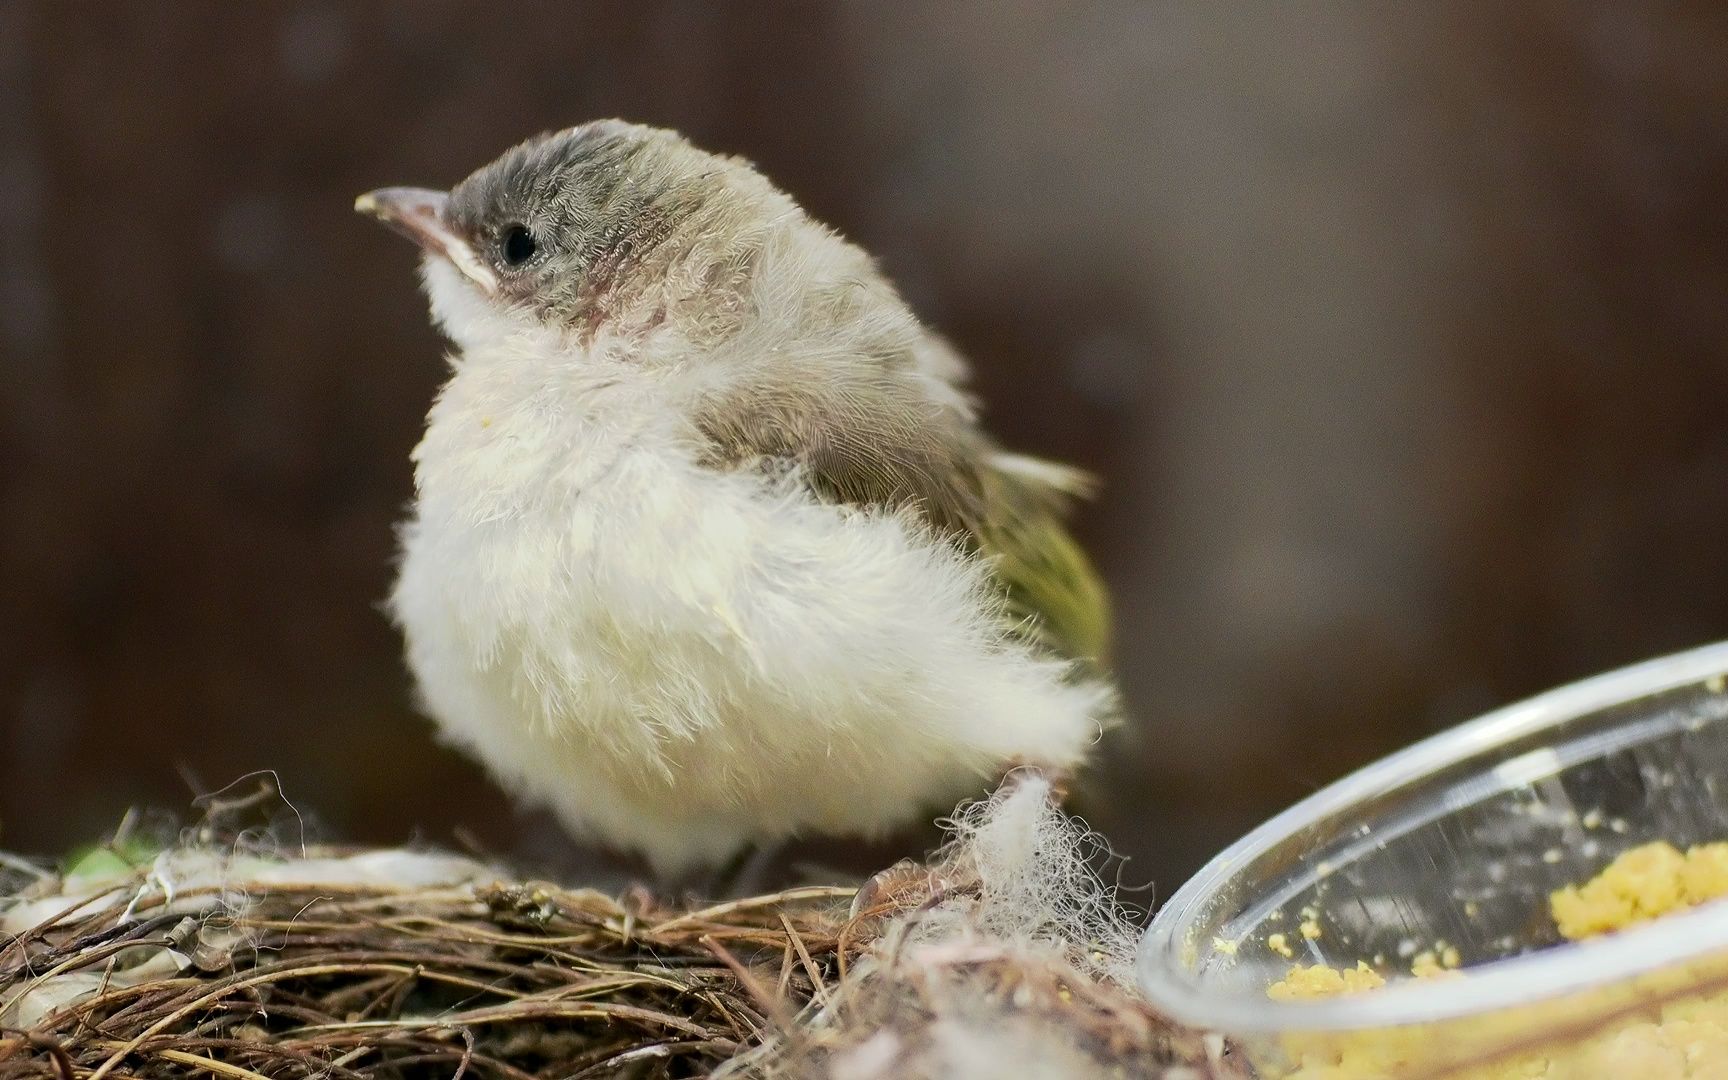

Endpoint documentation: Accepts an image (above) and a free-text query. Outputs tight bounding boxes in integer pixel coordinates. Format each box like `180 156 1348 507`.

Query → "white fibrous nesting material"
726 776 1161 1080
919 773 1142 983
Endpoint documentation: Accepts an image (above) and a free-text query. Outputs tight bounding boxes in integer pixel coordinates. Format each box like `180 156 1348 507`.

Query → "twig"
780 913 832 1010
654 886 855 933
152 1048 273 1080
701 934 793 1033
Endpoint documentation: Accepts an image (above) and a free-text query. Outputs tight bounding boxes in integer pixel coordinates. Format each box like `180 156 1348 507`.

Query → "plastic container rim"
1137 638 1728 1034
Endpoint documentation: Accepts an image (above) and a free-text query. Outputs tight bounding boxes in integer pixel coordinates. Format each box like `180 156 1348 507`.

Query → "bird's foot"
848 857 931 919
848 764 1072 920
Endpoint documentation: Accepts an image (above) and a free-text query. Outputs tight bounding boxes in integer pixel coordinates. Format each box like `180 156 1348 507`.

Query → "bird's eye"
500 224 536 266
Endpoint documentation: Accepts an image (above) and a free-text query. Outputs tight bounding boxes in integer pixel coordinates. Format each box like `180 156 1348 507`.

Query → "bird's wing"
693 377 1112 667
973 452 1113 667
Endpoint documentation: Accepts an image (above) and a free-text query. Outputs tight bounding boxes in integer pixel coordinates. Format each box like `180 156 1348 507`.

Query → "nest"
0 781 1222 1079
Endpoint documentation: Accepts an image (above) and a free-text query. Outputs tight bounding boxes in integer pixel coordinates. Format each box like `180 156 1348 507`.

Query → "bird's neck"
410 331 687 524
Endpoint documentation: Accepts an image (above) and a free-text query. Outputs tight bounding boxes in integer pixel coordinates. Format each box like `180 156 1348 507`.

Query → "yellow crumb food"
1266 841 1728 1078
1268 962 1386 1001
1408 948 1463 981
1550 841 1728 938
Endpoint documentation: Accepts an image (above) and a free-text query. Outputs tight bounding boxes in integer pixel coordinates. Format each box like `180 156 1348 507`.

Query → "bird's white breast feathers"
392 278 1108 873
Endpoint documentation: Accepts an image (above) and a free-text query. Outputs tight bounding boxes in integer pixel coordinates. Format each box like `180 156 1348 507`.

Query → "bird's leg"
697 841 784 901
728 841 782 898
848 761 1070 919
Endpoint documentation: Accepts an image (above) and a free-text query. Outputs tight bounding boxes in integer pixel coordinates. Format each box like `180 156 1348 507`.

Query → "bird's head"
357 120 802 357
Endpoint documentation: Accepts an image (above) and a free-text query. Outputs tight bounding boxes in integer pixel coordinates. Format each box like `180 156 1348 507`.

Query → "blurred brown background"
3 3 1727 894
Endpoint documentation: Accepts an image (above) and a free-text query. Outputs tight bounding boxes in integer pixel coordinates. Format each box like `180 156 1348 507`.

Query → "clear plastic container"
1137 640 1728 1077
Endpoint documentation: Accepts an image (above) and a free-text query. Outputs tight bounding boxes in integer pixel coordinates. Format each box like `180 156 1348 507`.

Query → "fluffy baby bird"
357 120 1116 878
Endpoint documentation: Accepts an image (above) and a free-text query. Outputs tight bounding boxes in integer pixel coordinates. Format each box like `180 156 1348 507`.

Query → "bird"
356 120 1117 881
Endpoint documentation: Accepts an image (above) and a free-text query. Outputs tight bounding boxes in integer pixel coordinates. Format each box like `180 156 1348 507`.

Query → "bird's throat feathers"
421 256 537 355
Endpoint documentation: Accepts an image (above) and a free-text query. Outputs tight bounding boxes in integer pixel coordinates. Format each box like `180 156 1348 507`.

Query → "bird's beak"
355 187 498 293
